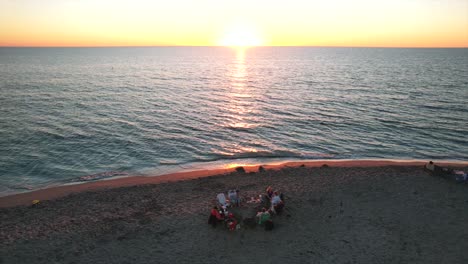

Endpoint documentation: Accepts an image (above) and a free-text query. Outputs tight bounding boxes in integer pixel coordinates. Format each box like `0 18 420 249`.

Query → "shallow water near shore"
1 47 467 195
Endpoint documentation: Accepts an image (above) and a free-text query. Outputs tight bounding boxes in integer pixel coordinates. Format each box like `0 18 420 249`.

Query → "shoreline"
1 159 467 208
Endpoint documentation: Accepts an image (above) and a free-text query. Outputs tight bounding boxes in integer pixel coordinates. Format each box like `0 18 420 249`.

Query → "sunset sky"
1 0 467 47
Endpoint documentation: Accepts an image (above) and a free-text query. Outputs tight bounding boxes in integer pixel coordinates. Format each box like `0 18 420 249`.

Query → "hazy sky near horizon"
1 0 467 47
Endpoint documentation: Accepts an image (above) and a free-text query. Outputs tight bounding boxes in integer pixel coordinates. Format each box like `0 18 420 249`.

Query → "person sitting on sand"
271 191 282 206
217 193 229 207
259 210 271 225
208 206 223 227
214 206 223 219
228 189 239 207
220 205 229 218
256 208 271 225
227 213 237 231
266 186 274 199
425 161 435 171
270 191 284 214
256 208 266 222
425 161 453 176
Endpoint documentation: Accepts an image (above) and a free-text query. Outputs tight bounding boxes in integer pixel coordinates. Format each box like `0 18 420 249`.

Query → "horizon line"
1 45 467 49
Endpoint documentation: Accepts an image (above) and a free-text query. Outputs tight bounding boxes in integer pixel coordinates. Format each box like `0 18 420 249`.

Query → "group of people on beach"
424 161 467 182
208 189 242 230
254 186 285 230
207 186 285 231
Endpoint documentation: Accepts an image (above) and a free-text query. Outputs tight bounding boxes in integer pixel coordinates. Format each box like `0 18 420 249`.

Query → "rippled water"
1 47 467 194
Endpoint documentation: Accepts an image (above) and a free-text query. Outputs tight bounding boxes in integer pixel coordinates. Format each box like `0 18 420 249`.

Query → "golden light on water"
225 162 258 170
215 48 264 155
226 163 248 169
232 49 246 87
223 48 253 131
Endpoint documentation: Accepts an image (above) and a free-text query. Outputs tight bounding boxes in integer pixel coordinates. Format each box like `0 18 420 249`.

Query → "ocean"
0 47 467 195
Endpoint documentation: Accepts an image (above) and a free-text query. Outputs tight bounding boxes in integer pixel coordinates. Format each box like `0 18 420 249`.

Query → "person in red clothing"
208 206 223 227
227 213 237 231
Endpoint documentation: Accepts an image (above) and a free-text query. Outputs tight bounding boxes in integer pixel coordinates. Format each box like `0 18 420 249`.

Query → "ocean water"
0 47 467 195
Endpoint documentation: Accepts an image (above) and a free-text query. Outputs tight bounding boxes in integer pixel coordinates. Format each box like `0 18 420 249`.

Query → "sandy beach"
1 161 468 264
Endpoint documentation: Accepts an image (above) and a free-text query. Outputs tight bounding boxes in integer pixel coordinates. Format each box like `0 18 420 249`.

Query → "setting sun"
218 22 264 47
1 1 467 47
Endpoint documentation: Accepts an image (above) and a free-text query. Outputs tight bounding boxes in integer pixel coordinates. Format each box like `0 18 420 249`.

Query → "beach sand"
1 161 468 264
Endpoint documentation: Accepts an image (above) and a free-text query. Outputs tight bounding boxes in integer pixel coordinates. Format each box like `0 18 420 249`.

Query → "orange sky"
1 0 467 47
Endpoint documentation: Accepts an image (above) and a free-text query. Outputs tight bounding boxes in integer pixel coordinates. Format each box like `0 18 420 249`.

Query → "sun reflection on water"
216 47 266 156
225 163 248 169
232 48 246 87
224 48 253 129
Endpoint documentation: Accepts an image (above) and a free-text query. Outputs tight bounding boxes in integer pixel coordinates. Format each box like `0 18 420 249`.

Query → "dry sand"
1 161 468 264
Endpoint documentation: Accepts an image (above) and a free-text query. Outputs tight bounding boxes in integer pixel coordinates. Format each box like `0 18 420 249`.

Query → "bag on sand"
265 220 274 231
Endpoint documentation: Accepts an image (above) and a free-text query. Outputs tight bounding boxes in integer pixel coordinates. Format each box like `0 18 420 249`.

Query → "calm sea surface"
1 47 467 195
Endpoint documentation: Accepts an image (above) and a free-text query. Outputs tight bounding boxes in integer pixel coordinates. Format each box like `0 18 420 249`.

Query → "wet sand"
1 161 468 264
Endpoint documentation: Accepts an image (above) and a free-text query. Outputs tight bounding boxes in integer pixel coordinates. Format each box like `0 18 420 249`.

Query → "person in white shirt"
228 189 239 206
425 161 435 171
271 191 282 206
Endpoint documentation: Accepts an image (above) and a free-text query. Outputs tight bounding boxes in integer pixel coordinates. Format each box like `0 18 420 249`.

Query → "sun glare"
218 22 263 47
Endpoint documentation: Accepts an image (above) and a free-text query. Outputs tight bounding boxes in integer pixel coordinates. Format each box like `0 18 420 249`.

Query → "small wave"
193 150 335 163
7 185 34 191
159 159 181 165
225 126 253 132
222 123 261 132
419 104 448 111
35 129 66 140
74 171 129 182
